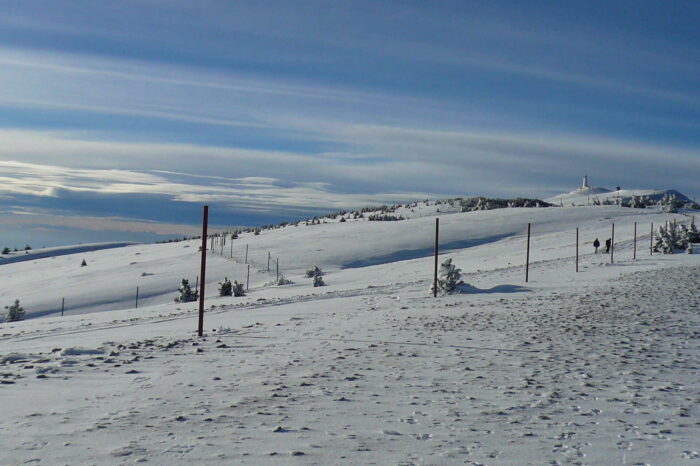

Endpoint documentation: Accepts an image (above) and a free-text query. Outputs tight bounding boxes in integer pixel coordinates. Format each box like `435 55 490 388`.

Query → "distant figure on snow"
593 238 600 254
605 238 611 254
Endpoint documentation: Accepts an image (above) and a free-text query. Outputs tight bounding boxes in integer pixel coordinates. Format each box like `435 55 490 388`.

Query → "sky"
0 0 698 248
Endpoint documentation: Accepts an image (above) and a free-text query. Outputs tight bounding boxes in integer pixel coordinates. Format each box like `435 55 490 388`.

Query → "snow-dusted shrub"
1 247 9 255
218 277 233 296
659 193 681 213
686 243 693 254
4 299 25 322
688 219 700 243
653 222 693 254
175 279 198 303
313 274 325 287
432 258 465 294
306 266 322 278
81 259 87 267
231 280 245 296
277 276 293 286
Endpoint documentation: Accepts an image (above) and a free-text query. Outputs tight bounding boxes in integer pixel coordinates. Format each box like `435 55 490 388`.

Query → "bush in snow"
305 266 322 278
81 259 87 267
175 279 198 303
659 193 681 213
218 277 233 296
277 275 293 286
4 299 25 322
653 222 693 254
431 258 465 294
2 247 9 255
688 218 700 243
313 274 325 287
233 280 245 297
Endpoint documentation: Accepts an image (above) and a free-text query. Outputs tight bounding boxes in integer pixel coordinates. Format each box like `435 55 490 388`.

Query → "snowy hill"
1 201 699 464
546 186 691 206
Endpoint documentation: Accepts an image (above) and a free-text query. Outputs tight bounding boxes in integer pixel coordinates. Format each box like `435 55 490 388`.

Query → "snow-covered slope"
546 186 691 206
0 205 688 320
1 200 699 464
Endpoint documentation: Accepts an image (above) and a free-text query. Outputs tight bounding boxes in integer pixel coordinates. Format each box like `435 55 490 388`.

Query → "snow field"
1 204 699 464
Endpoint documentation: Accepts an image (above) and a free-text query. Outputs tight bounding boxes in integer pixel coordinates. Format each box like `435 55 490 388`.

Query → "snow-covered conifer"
306 266 322 278
432 258 464 294
233 280 245 297
175 279 198 303
218 277 233 296
4 299 25 322
313 274 325 287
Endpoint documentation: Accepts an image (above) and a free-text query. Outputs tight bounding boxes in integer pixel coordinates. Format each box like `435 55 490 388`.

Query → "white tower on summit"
582 175 590 190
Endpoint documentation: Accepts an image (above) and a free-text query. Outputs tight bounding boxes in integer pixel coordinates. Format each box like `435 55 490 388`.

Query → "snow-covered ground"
1 203 699 464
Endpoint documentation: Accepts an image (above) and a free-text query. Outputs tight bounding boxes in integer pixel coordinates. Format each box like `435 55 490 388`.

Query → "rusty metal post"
525 223 531 283
198 206 208 337
575 228 579 273
433 218 439 297
611 223 615 264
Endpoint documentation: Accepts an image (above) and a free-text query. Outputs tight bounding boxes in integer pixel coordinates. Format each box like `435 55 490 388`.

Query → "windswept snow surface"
1 205 699 464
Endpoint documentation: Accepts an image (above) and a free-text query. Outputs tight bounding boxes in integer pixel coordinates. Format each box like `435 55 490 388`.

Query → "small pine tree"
1 247 10 255
81 259 87 267
24 244 32 251
305 266 322 278
232 280 245 297
432 258 464 294
4 299 25 322
218 277 233 296
175 279 198 303
313 274 325 287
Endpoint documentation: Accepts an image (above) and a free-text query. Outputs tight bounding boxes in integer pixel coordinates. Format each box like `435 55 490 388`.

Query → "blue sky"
0 0 698 247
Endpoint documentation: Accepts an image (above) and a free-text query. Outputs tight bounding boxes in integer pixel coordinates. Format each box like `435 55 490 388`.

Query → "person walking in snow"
593 238 600 254
605 238 611 254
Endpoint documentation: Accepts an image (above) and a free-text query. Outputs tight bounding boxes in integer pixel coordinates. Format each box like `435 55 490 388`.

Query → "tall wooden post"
633 222 637 260
525 223 531 283
230 241 233 259
245 244 248 264
198 206 208 337
267 252 271 272
575 228 579 273
276 258 279 282
246 264 250 290
433 218 439 297
61 297 65 317
650 222 654 255
611 223 615 264
135 286 139 309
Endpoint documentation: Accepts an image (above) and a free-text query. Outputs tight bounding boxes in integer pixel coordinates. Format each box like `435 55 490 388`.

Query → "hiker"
605 238 611 254
593 238 600 254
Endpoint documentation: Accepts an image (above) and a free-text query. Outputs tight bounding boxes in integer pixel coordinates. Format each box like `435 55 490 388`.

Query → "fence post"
276 258 279 282
230 240 233 259
198 206 209 337
433 218 439 297
61 297 65 317
195 275 199 295
267 252 271 272
246 264 250 290
245 244 248 264
650 222 654 255
611 223 615 264
525 223 531 283
633 222 637 260
575 228 579 273
135 286 139 309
